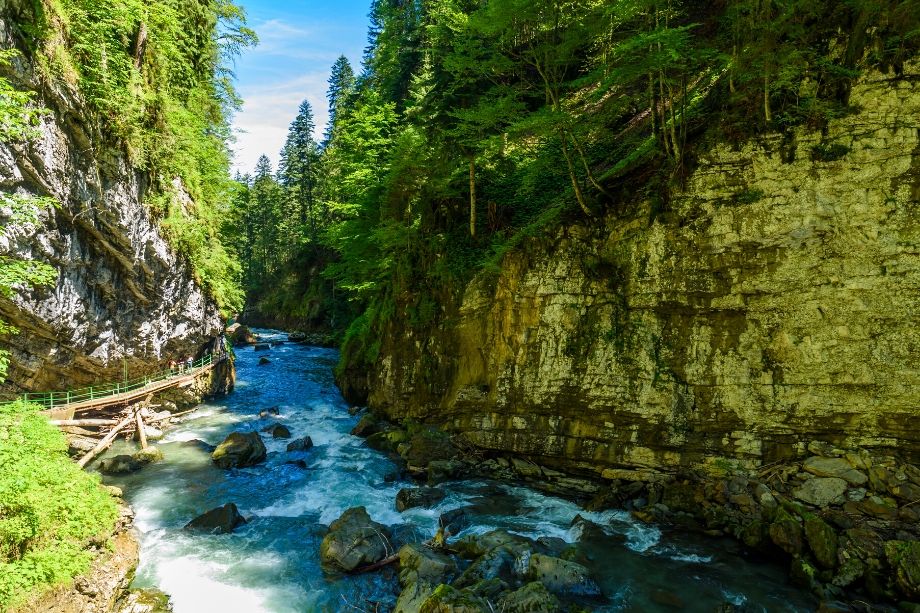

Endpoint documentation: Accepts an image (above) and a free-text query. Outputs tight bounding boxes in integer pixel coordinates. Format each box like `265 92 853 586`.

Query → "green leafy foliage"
0 401 118 610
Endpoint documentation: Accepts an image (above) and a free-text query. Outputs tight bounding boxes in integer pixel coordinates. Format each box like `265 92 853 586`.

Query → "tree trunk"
469 157 476 238
560 134 591 216
133 23 148 70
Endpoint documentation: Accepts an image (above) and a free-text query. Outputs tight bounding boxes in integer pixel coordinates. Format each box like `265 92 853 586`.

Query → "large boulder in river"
396 487 447 512
228 323 256 346
184 503 247 534
211 432 267 468
320 506 393 572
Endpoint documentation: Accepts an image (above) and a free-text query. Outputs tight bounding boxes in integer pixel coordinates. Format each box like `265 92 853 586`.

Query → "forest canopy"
230 0 920 368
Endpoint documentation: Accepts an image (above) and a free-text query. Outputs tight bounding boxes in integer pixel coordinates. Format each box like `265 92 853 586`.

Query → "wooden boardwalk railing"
14 349 229 418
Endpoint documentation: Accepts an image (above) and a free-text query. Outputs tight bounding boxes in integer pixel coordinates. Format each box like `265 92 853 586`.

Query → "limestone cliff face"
0 17 225 392
352 68 920 478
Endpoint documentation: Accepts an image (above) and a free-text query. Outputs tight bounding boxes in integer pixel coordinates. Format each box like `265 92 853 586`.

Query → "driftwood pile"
50 393 173 468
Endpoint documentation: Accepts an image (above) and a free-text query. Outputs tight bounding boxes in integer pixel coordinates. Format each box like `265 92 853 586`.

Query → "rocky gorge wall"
0 15 226 393
350 67 920 480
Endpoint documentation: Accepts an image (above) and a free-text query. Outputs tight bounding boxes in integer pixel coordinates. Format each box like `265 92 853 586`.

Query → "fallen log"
147 407 198 422
51 418 119 427
353 553 399 574
135 407 148 449
77 414 135 468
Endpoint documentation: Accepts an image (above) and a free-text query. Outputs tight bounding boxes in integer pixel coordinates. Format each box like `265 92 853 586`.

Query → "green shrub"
0 402 117 610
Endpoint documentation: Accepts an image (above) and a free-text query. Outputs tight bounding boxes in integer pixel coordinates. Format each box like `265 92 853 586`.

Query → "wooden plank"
51 419 119 427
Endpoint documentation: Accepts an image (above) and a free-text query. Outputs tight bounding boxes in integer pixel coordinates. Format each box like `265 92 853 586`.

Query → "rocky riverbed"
89 330 878 612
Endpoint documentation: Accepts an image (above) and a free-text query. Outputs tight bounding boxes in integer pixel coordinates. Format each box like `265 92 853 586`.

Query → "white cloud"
231 72 330 175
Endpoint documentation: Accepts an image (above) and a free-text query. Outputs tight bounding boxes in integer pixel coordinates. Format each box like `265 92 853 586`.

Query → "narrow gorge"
1 1 918 613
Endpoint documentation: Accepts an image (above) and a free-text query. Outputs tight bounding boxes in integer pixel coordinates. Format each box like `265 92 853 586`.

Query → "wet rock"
439 507 472 536
526 553 600 597
228 324 256 346
184 503 247 534
453 530 533 560
769 508 804 555
261 424 291 439
320 506 393 572
428 459 466 485
258 356 271 366
367 429 408 453
348 406 363 416
286 436 314 452
270 340 285 347
398 543 458 586
805 515 838 569
211 432 267 468
133 446 164 465
396 487 447 512
99 455 143 475
180 439 216 453
115 587 172 613
886 541 920 600
855 495 899 521
454 547 517 588
259 407 280 418
793 477 847 507
394 580 436 613
570 514 609 542
351 414 381 437
283 459 308 469
497 582 561 613
400 427 460 468
417 584 489 612
803 457 868 487
253 343 270 351
890 482 920 503
288 331 307 342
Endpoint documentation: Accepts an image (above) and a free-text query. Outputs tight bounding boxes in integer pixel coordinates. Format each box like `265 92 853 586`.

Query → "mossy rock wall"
355 68 920 477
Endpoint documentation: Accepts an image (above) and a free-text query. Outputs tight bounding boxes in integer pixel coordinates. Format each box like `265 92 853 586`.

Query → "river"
99 329 813 612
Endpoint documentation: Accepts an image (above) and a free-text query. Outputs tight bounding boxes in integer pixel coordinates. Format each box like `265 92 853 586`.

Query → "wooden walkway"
13 351 230 420
44 361 221 420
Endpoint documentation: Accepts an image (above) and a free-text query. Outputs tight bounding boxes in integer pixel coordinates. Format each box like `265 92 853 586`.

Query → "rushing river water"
100 330 814 612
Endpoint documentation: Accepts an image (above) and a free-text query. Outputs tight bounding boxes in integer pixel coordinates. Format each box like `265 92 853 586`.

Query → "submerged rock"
184 503 247 535
258 356 271 366
286 436 314 452
261 423 292 439
320 506 393 572
211 432 267 468
253 343 270 351
396 487 447 512
259 407 281 418
99 455 143 475
179 439 216 453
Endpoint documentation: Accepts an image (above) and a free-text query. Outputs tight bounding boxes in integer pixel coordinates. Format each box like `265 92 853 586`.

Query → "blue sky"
229 0 370 175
